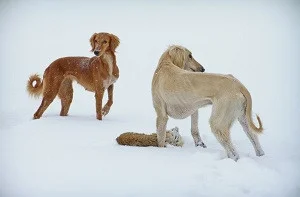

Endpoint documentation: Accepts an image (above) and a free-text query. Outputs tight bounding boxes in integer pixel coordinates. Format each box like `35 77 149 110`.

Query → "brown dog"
27 32 120 120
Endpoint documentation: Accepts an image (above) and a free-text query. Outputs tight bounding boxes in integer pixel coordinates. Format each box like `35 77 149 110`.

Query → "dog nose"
201 68 205 72
94 51 100 56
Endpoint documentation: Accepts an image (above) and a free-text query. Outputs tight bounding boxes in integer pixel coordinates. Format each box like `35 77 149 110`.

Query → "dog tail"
27 74 43 98
240 87 263 133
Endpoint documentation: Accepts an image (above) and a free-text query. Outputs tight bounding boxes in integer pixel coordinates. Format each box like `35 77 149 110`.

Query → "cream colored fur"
152 45 264 161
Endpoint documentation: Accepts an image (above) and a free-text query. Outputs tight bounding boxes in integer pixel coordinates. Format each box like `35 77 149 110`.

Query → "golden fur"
27 32 120 120
152 45 264 161
116 127 184 147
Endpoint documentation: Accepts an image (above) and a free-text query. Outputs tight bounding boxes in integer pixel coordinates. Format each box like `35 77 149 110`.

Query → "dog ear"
89 33 97 52
168 46 186 68
109 34 120 52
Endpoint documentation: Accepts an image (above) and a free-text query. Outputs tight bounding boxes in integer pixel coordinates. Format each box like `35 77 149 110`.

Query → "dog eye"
189 54 192 59
103 40 107 44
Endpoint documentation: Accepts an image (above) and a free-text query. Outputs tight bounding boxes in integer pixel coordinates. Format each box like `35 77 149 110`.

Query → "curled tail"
27 74 43 98
240 87 263 133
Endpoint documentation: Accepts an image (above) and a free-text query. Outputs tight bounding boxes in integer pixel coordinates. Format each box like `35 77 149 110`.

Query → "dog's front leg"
154 101 168 147
191 110 207 148
95 87 105 120
156 115 168 147
102 84 114 116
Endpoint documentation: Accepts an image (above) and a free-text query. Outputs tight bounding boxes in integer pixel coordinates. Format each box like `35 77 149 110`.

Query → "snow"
0 1 300 197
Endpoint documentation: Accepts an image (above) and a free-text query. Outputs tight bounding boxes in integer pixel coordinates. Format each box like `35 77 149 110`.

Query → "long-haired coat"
116 127 184 147
152 45 264 161
27 32 120 120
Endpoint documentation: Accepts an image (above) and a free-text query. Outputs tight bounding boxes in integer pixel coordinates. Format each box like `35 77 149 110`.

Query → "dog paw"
60 112 68 116
102 110 108 116
196 141 207 148
101 105 110 116
96 114 103 120
227 151 240 161
33 114 40 119
256 150 265 157
158 142 166 147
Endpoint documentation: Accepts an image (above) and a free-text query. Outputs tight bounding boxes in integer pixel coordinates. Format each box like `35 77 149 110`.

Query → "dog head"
168 45 205 72
166 126 184 147
90 33 120 56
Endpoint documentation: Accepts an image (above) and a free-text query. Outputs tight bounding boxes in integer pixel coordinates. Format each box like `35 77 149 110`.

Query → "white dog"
152 45 264 161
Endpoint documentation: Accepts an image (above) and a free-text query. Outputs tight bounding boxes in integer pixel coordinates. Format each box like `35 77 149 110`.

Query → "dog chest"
103 76 118 89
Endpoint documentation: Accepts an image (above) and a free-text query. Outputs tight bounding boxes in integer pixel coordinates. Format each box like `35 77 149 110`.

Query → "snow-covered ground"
1 1 299 197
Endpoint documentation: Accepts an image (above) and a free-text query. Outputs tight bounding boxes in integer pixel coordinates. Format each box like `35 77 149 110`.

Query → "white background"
0 0 299 197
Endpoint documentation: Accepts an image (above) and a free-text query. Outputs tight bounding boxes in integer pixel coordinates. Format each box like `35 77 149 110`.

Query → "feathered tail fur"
240 87 263 133
27 74 43 98
116 127 184 147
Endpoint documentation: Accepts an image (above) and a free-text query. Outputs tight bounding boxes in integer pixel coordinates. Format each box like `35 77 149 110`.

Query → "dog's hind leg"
58 78 73 116
210 125 239 161
238 115 264 156
191 110 206 148
33 76 63 119
209 102 239 161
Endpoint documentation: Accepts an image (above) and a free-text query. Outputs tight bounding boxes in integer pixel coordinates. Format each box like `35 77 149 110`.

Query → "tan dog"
27 33 120 120
152 45 264 161
116 127 184 147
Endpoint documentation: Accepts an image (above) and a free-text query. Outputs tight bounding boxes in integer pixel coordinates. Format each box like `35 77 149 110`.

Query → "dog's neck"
101 52 114 76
